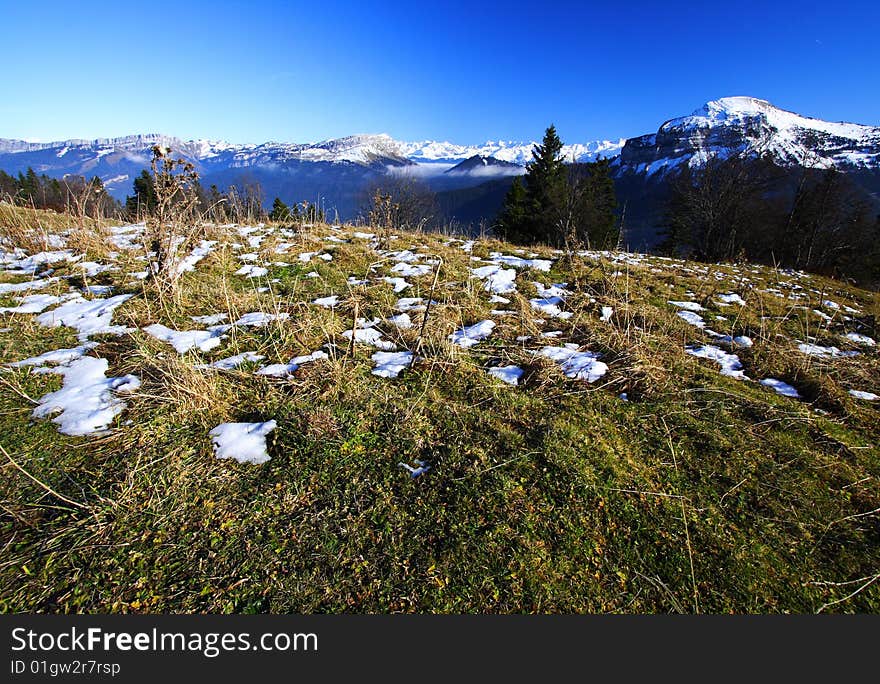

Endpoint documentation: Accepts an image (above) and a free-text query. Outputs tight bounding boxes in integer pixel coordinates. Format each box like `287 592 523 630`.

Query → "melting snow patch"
0 277 60 294
600 306 613 323
199 351 265 370
391 262 432 278
845 333 875 347
383 277 412 293
190 313 228 325
849 390 878 401
0 294 63 314
256 350 328 377
234 312 289 327
489 253 553 272
8 343 98 368
677 310 705 328
371 351 413 378
388 313 413 328
395 297 434 312
342 325 395 350
686 344 747 379
209 420 277 465
235 264 268 278
144 323 226 353
797 343 859 358
36 294 133 340
175 240 216 275
669 300 704 311
538 345 608 382
471 265 517 294
716 293 746 306
450 320 495 348
760 378 801 398
32 356 140 436
313 295 340 308
488 365 524 385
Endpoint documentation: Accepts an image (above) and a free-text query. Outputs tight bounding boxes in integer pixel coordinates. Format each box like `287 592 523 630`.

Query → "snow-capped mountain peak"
619 96 880 176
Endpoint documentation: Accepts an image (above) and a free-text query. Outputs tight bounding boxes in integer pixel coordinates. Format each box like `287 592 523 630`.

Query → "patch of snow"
669 300 704 311
190 313 228 325
471 265 517 294
36 294 133 340
235 264 268 278
600 306 613 322
845 333 875 347
450 320 496 348
199 351 265 370
7 343 98 368
32 356 140 436
716 293 746 306
849 389 878 401
233 312 289 327
398 459 430 478
383 277 411 293
0 293 62 313
677 310 705 328
686 344 747 379
256 350 328 377
797 342 859 358
313 295 340 308
760 378 801 398
538 344 608 382
371 350 413 378
209 420 277 464
143 323 226 353
488 365 524 385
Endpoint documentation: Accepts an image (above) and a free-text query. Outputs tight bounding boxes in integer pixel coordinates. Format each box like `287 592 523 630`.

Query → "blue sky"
1 0 878 145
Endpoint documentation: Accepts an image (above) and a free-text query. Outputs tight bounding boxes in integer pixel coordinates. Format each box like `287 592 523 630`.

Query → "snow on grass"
488 365 524 385
391 262 432 278
371 350 413 378
797 342 860 358
32 356 140 436
256 350 328 377
388 313 413 329
190 313 228 325
686 344 747 379
488 253 553 272
530 282 572 320
342 321 395 350
1 250 76 274
849 389 878 401
36 294 134 340
845 333 876 347
233 312 289 327
209 420 277 464
706 331 754 347
760 378 801 398
143 323 227 353
235 264 268 278
450 320 496 348
668 300 704 311
600 306 613 322
198 351 265 370
395 297 434 312
7 343 98 368
716 293 746 306
538 344 608 382
470 265 517 294
174 240 216 275
0 276 60 294
677 310 705 328
0 293 63 313
383 277 412 293
313 295 340 308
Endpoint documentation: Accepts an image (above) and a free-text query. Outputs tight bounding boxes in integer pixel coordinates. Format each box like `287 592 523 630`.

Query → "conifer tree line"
494 125 619 249
662 155 880 286
0 168 119 217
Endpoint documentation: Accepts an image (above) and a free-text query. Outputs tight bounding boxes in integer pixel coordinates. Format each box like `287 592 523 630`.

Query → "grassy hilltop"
0 204 878 613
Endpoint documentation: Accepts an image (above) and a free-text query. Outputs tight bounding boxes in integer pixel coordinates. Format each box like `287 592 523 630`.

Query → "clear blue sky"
2 0 878 145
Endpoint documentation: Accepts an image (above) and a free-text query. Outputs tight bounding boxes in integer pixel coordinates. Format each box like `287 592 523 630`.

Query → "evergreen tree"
493 125 569 245
524 124 567 243
571 158 618 249
494 177 530 242
269 197 291 222
125 170 157 219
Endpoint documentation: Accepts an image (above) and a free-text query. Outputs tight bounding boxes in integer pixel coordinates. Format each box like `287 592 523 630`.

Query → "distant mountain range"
1 96 878 244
